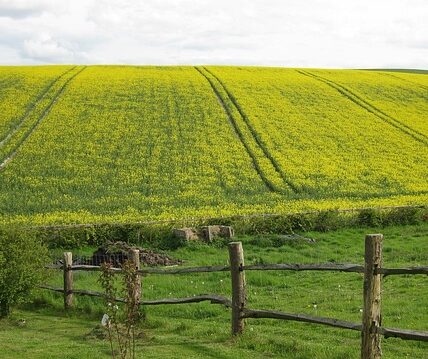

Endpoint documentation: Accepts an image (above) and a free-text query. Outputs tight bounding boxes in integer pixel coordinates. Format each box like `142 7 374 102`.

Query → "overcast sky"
0 0 427 68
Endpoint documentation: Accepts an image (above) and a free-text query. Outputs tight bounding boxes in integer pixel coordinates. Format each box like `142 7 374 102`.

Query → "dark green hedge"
28 206 427 250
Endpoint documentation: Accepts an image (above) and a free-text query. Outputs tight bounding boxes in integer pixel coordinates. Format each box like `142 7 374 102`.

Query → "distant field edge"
363 69 428 75
2 205 426 248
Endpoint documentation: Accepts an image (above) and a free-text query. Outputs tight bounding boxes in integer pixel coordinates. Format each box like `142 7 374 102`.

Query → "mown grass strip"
0 66 76 146
297 70 428 145
0 66 86 171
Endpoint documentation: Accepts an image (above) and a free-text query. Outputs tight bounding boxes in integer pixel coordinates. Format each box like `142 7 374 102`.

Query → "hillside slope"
0 66 426 224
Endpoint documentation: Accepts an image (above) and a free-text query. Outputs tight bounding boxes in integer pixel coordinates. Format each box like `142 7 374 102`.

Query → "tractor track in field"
195 66 299 194
379 72 428 92
297 70 428 146
0 66 77 147
0 66 86 172
194 66 278 193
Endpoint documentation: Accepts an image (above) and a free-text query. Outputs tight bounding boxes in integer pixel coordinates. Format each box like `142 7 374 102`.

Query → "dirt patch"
88 241 182 267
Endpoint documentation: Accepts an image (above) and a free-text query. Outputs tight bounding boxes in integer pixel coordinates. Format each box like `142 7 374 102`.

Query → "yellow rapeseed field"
0 66 426 225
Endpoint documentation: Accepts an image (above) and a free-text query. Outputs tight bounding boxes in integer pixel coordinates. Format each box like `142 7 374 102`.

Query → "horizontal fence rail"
242 308 428 342
40 234 428 359
243 263 365 273
39 285 232 307
242 308 363 331
46 263 428 276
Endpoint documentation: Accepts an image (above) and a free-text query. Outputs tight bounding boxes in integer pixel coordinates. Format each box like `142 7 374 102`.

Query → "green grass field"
1 224 427 358
0 66 427 226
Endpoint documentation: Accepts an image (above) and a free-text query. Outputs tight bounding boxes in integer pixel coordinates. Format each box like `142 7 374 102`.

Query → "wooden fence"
41 234 428 359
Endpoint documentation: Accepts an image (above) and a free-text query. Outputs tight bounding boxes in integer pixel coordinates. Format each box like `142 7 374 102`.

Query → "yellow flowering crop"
0 66 426 225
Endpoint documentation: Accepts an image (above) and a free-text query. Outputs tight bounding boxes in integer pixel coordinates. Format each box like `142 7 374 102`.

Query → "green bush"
313 210 341 232
0 227 49 317
383 207 422 226
27 206 427 249
357 209 383 227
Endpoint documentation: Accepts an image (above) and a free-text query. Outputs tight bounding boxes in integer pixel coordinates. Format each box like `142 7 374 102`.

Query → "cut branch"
242 308 362 331
243 263 365 273
38 285 231 307
378 327 428 342
46 263 428 276
376 267 428 276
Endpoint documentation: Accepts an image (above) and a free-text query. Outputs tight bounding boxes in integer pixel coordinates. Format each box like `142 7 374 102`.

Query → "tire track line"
297 70 428 146
0 66 77 147
378 71 428 92
194 66 279 193
199 66 299 193
0 66 86 171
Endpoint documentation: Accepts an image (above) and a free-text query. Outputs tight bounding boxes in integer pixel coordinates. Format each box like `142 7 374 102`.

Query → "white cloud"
0 0 427 68
0 0 54 18
22 34 85 63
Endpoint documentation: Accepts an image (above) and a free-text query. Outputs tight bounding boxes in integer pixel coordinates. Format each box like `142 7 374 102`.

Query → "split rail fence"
41 234 428 359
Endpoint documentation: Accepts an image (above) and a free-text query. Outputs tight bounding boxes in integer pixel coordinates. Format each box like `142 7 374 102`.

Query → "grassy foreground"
1 224 427 358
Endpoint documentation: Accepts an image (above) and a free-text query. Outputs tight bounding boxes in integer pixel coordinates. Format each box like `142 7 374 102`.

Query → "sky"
0 0 427 68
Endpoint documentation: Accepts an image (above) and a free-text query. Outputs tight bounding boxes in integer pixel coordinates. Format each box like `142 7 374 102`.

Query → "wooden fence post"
63 252 73 309
361 234 383 359
228 241 246 335
129 249 141 304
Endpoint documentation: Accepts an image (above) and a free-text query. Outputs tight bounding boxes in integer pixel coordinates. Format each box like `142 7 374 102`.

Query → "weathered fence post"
228 242 246 335
361 234 383 359
129 249 141 304
63 252 73 309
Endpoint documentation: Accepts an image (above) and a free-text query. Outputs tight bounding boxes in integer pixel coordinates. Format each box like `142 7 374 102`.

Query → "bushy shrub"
357 208 383 227
385 207 422 225
314 210 341 232
0 227 49 317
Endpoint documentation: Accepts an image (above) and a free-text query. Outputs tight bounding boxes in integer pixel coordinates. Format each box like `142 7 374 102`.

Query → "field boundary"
41 234 428 358
0 66 86 171
24 204 427 231
297 69 428 145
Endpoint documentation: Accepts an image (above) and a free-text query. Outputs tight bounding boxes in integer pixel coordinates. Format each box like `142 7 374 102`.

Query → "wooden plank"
63 264 428 276
243 263 365 273
139 265 230 275
62 263 428 276
69 265 123 272
63 252 73 309
69 264 230 274
141 295 232 307
37 288 428 342
242 308 362 331
376 267 428 276
38 286 231 307
361 234 383 359
229 242 246 335
242 308 428 343
378 327 428 342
